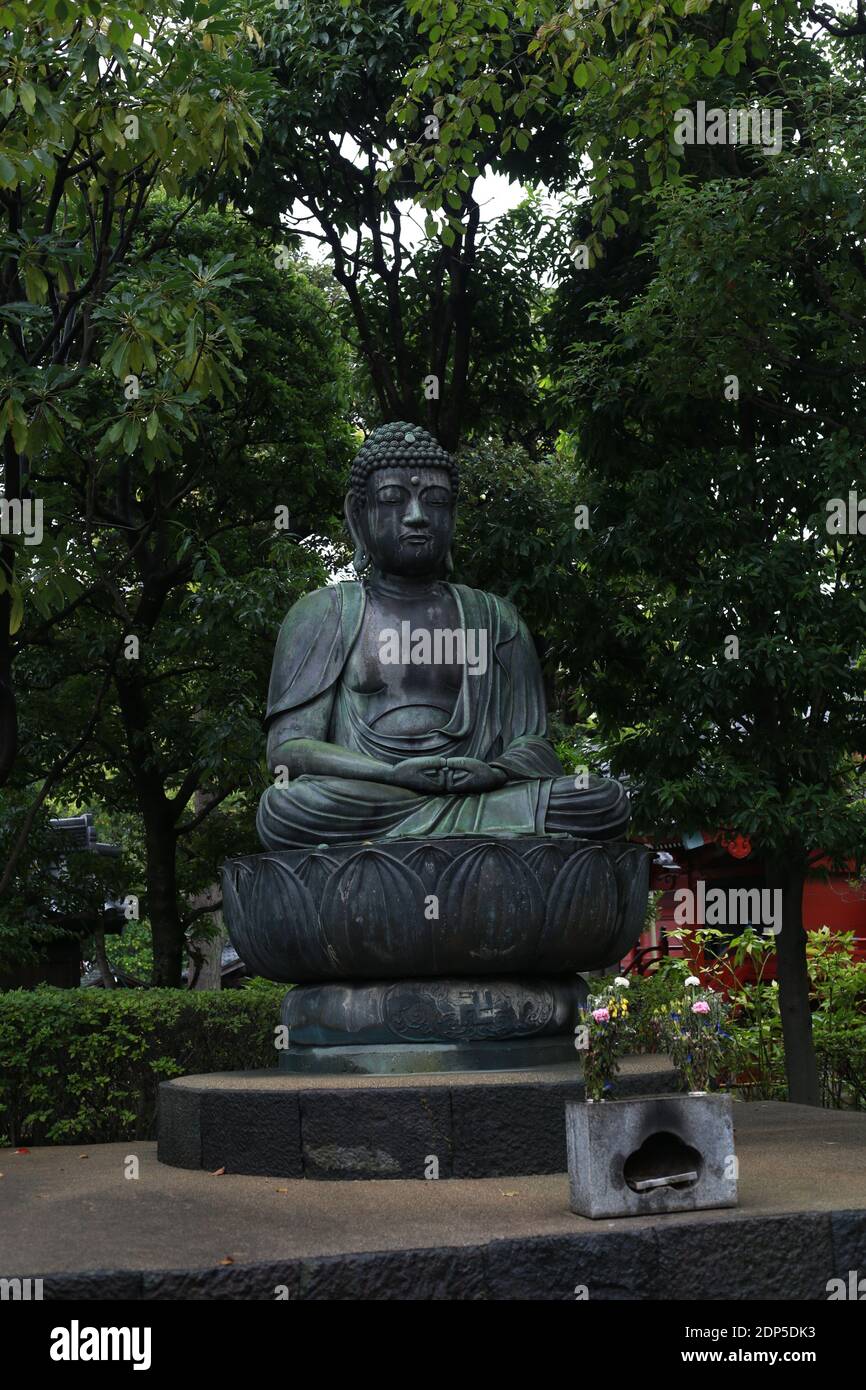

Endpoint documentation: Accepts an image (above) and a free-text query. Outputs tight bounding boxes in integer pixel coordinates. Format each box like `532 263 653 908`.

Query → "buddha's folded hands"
387 755 449 792
387 756 508 794
441 758 508 793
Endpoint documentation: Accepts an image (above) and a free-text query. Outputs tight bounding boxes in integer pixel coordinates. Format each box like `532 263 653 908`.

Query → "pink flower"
592 1007 610 1023
692 1000 710 1015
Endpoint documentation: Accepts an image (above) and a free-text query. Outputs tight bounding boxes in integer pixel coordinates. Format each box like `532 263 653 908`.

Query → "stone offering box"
222 834 651 1072
566 1092 738 1219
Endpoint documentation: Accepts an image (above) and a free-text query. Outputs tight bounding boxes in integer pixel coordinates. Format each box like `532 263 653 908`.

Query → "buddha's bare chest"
344 593 463 732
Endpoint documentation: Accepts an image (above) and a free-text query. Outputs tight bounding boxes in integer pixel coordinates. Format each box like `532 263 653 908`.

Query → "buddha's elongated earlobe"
345 493 369 577
445 547 454 575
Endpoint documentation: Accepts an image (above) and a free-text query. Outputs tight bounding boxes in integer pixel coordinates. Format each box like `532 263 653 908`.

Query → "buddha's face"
355 466 455 577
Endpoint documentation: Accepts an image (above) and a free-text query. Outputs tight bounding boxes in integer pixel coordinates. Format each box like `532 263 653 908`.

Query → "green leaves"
8 584 24 635
549 76 866 856
0 389 30 454
397 0 804 257
0 0 274 671
17 82 36 115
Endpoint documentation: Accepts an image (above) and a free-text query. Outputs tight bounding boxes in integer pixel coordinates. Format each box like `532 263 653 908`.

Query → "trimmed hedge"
0 985 284 1147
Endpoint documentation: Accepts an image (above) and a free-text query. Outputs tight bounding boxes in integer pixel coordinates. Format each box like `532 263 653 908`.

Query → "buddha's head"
345 421 459 579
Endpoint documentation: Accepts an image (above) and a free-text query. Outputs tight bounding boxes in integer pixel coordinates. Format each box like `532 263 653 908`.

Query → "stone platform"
158 1055 680 1180
4 1104 866 1299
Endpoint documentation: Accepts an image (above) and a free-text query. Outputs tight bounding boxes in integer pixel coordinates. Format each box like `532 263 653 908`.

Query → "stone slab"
3 1104 866 1299
158 1055 682 1180
279 1035 579 1074
199 1089 303 1180
830 1209 866 1276
657 1210 835 1301
484 1229 660 1301
450 1079 580 1178
299 1086 453 1180
156 1080 201 1169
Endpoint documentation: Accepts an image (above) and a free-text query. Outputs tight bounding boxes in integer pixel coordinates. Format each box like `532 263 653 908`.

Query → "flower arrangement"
578 977 633 1101
660 977 733 1093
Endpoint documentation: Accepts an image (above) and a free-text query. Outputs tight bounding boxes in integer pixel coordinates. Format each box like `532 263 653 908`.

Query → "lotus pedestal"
222 834 651 1075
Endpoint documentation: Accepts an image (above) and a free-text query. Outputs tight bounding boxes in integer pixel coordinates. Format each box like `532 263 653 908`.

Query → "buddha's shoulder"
282 581 360 620
449 583 523 638
278 583 354 638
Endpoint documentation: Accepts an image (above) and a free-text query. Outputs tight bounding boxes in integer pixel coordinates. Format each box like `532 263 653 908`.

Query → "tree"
237 0 573 447
0 0 270 786
400 0 866 1103
5 207 353 984
551 84 866 1105
396 1 823 249
338 200 555 448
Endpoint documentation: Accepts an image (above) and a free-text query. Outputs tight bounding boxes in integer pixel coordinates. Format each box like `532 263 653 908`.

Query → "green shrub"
809 929 866 1110
628 927 866 1108
0 984 285 1147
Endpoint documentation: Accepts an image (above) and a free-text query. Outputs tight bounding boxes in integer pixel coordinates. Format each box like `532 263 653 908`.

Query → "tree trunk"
188 910 226 990
115 660 185 987
184 789 224 988
144 811 183 987
93 928 116 989
767 853 820 1106
0 436 22 786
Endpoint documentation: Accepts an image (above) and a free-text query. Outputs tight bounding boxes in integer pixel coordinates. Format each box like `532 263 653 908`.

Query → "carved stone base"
221 833 651 1079
283 976 585 1045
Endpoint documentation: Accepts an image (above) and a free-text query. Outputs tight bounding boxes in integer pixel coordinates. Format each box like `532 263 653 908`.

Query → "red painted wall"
624 839 866 976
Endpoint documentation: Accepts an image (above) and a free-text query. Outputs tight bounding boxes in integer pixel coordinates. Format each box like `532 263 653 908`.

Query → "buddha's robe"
257 580 628 848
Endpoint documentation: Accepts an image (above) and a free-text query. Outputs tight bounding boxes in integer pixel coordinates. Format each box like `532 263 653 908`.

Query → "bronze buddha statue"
222 422 646 1074
257 422 628 848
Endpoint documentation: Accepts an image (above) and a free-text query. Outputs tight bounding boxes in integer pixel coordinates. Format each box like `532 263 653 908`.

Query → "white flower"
684 975 701 988
614 976 630 988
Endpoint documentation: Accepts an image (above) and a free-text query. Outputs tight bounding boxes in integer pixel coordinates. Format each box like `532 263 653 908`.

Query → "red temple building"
624 830 866 980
